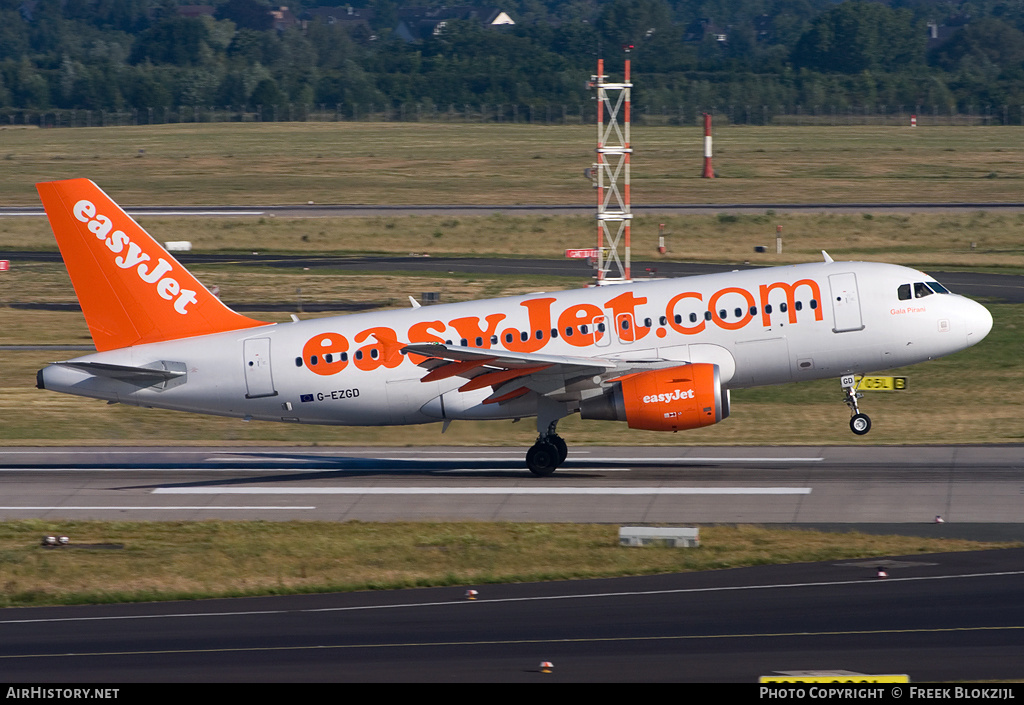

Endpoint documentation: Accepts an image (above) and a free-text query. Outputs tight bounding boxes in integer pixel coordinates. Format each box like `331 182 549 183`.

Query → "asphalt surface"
1 547 1021 682
2 446 1021 535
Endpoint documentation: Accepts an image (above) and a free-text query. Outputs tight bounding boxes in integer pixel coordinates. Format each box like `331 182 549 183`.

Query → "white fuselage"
39 261 993 427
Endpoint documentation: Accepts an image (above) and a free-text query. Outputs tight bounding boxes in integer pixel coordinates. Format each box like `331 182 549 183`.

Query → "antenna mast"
592 55 632 284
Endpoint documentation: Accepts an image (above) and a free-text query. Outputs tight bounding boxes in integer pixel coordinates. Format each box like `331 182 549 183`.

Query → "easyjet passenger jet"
35 179 993 475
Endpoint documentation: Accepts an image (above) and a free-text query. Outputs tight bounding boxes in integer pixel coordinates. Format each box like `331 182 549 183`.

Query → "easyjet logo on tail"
73 199 197 315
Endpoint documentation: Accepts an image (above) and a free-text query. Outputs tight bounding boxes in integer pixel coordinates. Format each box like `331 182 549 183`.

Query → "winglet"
36 179 268 351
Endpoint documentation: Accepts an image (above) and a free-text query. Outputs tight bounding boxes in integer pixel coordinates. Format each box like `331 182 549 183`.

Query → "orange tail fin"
37 179 267 351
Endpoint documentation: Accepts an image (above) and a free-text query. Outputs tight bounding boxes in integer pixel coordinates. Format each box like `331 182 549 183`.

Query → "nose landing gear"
841 374 872 435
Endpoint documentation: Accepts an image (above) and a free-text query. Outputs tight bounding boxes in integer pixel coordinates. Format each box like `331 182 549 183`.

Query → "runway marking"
152 486 813 495
1 570 1020 628
1 450 824 464
0 210 265 217
0 467 631 474
3 624 1024 661
0 506 315 511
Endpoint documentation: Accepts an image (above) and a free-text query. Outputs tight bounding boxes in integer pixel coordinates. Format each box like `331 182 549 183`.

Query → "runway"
3 445 1022 681
1 547 1022 682
2 445 1021 537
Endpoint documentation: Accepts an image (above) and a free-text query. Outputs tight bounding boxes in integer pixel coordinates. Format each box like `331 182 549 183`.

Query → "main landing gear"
527 399 570 476
526 432 568 477
841 374 872 436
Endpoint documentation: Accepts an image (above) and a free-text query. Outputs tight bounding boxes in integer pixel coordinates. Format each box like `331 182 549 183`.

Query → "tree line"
2 0 1023 123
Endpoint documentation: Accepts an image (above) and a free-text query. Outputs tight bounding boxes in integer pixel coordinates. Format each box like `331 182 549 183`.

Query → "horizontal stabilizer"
53 360 186 387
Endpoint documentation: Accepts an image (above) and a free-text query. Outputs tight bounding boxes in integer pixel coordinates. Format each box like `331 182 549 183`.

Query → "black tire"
527 442 559 476
850 413 871 435
551 435 568 464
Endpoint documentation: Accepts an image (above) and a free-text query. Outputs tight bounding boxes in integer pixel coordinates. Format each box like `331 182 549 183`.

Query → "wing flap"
402 342 686 404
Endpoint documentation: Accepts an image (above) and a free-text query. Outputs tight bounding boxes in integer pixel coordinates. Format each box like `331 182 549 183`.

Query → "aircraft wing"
401 343 679 405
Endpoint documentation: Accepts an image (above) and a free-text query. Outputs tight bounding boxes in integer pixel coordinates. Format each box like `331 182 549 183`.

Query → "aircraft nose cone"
966 301 993 345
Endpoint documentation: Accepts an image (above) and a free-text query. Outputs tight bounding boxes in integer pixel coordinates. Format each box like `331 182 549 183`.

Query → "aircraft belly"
730 337 792 387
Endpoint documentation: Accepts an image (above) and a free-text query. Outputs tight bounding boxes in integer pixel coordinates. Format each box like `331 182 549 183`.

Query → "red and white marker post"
702 112 715 178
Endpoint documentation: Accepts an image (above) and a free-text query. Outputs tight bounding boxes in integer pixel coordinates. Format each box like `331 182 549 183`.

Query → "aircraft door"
243 337 277 398
829 273 865 333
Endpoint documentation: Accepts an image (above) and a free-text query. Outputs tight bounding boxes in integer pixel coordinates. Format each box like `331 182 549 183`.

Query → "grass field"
0 520 1011 607
2 123 1024 206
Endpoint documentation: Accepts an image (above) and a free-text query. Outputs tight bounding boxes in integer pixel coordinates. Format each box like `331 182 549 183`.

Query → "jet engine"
579 363 729 432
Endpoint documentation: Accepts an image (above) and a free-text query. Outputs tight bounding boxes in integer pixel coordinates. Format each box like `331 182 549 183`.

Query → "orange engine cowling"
579 363 729 432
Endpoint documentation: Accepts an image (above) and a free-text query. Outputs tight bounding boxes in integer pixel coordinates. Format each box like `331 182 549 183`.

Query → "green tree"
249 76 285 109
215 0 272 32
792 1 926 74
130 16 213 66
930 18 1024 78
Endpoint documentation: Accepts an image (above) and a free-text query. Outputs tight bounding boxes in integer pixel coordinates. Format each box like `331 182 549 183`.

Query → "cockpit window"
927 281 950 294
897 284 911 300
914 282 934 298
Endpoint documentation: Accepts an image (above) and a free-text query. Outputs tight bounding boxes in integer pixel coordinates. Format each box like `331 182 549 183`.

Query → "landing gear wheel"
850 413 871 436
550 435 568 464
527 441 560 477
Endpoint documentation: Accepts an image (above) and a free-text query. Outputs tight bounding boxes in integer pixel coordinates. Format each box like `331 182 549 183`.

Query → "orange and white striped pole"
702 112 715 179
